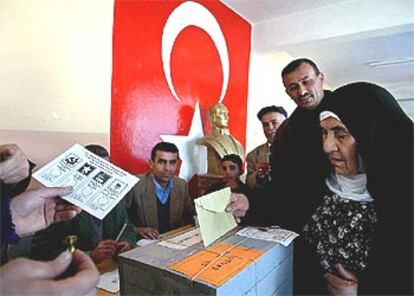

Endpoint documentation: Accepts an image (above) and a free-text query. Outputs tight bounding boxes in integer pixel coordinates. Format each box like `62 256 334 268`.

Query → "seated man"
125 142 194 240
207 154 251 197
31 144 136 264
246 106 287 190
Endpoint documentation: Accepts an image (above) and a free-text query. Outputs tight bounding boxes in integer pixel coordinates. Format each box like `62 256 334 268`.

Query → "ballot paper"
97 268 119 293
136 238 158 247
158 228 202 250
33 143 139 220
194 187 237 247
236 226 299 247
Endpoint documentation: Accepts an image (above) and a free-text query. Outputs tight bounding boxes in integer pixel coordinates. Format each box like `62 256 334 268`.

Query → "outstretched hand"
10 186 80 236
226 193 249 223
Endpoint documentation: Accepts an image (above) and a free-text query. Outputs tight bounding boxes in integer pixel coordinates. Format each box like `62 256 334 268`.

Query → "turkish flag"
111 0 251 174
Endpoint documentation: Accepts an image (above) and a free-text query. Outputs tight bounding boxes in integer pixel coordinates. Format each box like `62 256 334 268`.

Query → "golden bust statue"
198 103 245 175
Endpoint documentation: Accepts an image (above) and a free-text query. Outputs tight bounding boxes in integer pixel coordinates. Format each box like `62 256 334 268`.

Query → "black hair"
84 144 109 158
281 58 320 78
151 142 179 161
257 105 288 120
220 154 243 172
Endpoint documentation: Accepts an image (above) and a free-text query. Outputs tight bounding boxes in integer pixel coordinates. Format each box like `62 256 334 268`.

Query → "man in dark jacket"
246 58 333 294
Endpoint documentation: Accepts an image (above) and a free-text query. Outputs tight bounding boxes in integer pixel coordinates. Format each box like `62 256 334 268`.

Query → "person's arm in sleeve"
118 199 137 249
182 182 195 225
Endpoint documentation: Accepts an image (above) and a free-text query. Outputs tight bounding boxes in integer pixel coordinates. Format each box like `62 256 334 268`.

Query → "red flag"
111 0 251 174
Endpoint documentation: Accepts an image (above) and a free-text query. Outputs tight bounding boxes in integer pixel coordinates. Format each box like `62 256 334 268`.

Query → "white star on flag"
160 101 207 180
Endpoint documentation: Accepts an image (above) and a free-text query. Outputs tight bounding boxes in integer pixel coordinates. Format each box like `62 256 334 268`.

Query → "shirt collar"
152 176 173 204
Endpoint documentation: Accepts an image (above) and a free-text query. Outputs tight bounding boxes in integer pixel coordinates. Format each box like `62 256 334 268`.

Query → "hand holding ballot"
11 186 80 236
195 188 250 247
33 144 139 220
226 193 249 223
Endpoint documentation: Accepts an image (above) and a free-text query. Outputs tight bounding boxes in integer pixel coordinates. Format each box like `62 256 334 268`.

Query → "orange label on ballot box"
169 243 263 286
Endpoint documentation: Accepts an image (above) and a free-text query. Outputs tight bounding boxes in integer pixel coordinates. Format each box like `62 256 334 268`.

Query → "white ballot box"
118 227 293 295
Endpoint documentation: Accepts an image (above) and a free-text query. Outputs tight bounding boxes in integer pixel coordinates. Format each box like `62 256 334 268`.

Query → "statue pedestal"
188 174 223 199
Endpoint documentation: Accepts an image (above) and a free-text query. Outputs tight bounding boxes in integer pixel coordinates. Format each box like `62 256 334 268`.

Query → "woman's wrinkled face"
320 117 358 177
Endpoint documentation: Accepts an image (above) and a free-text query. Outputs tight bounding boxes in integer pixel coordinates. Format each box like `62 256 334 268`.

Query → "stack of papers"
236 226 299 247
158 228 202 250
97 269 119 293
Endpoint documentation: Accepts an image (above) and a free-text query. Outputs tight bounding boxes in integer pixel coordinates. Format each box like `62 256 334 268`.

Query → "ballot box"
118 227 293 295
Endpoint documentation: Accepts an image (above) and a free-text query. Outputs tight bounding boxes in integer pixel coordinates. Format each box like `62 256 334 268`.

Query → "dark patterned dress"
303 192 377 274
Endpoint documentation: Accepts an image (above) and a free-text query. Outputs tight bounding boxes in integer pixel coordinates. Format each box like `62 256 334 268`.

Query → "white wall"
1 0 296 170
245 52 297 154
1 1 339 172
0 0 114 167
0 0 114 133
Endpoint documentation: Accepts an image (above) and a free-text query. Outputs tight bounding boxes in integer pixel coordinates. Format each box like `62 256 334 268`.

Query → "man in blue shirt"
125 142 194 240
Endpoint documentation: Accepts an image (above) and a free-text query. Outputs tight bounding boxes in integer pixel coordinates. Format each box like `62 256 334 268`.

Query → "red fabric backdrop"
111 0 251 174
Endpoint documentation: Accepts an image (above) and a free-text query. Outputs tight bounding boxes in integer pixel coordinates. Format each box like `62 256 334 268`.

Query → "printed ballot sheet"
236 226 299 247
195 187 237 247
158 228 203 250
33 144 139 220
97 268 119 293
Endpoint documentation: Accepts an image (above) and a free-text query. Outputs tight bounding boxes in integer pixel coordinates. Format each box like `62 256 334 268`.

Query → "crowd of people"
1 58 412 295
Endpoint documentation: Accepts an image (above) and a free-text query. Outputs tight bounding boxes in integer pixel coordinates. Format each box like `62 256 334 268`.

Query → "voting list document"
236 226 299 247
33 144 139 220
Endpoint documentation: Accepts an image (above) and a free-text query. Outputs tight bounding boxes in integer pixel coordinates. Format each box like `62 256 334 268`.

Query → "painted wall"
0 0 114 133
0 0 114 167
0 130 109 169
0 0 292 175
111 0 252 175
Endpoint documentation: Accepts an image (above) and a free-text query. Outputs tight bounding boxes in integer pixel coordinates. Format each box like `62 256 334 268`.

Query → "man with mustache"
245 105 287 191
249 58 331 225
244 58 333 293
125 142 194 240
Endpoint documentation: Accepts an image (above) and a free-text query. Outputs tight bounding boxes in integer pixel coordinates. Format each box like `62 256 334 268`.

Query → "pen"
115 222 128 242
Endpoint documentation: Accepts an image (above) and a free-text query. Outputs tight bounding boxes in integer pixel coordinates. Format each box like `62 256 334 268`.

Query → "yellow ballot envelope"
194 187 238 247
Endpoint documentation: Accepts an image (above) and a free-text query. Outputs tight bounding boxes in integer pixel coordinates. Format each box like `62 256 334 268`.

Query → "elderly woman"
303 82 413 295
225 82 413 294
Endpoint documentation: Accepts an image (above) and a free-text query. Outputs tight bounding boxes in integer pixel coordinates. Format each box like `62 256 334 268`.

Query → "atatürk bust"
198 103 244 175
